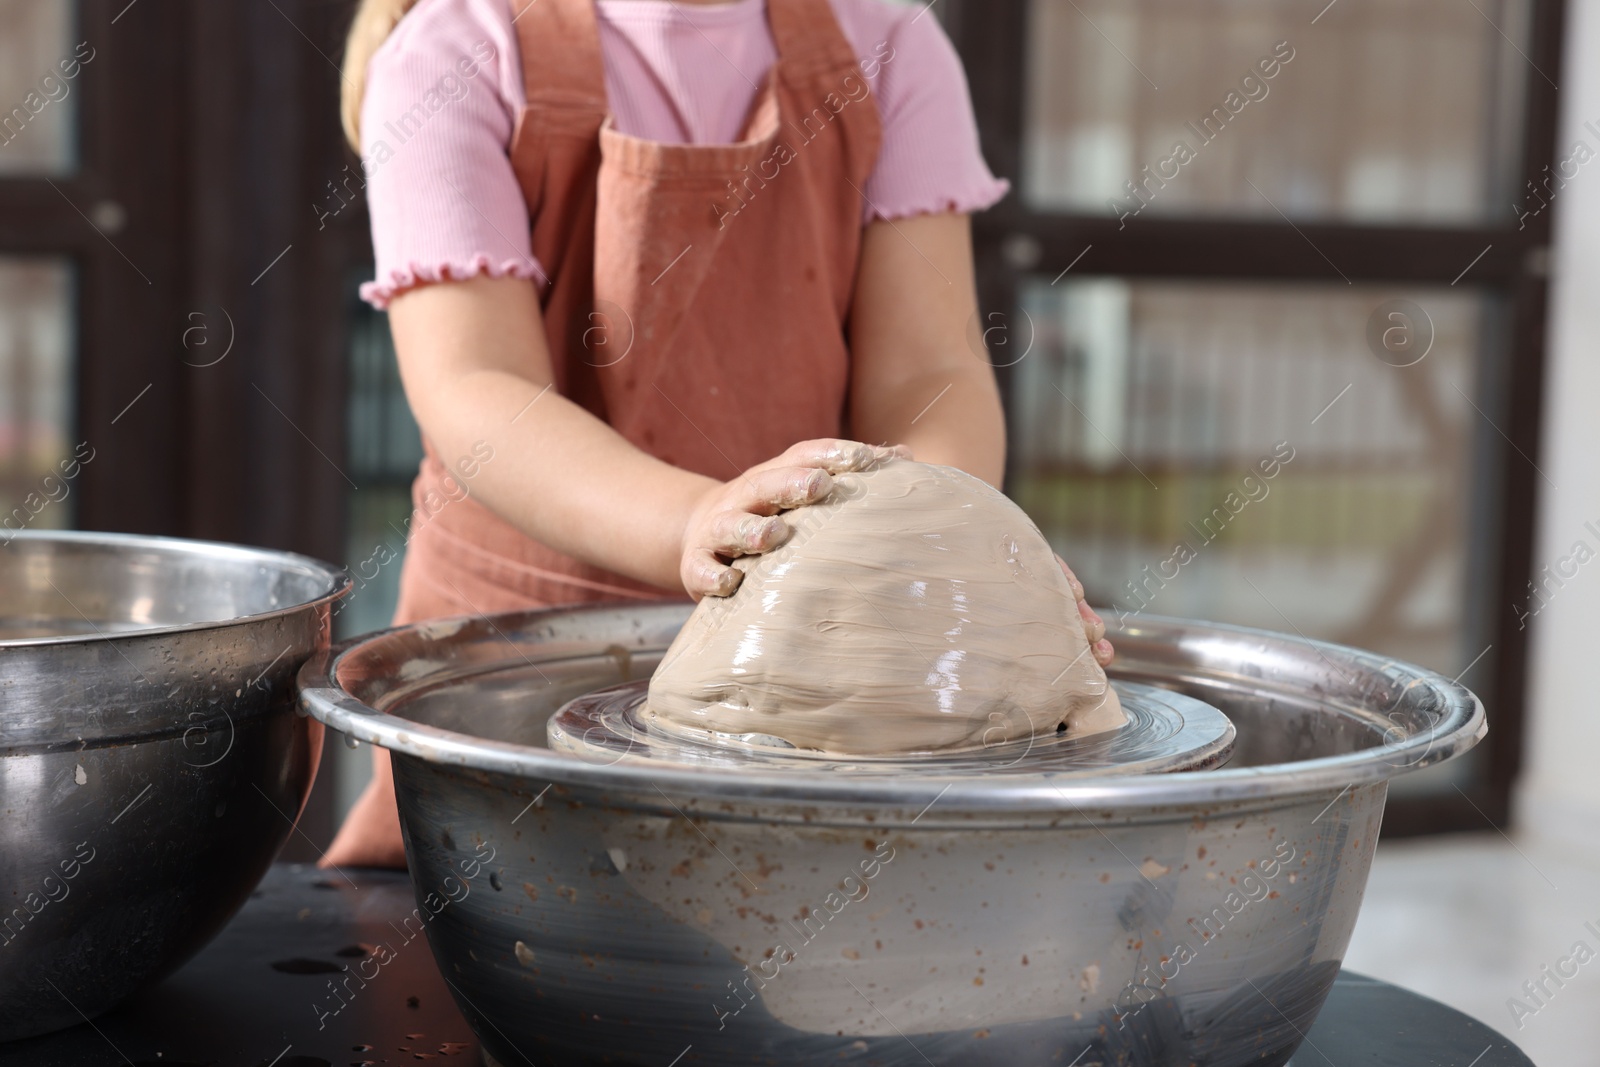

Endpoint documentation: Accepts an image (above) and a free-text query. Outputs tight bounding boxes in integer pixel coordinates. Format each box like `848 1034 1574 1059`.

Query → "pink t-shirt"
359 0 1008 308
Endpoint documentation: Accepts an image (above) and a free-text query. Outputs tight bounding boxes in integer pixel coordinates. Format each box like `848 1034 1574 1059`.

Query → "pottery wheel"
547 679 1234 776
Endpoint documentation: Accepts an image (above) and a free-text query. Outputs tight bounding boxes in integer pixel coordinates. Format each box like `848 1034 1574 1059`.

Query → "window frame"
0 0 190 534
0 0 367 855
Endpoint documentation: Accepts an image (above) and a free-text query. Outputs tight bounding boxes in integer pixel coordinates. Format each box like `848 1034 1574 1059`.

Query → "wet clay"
646 460 1125 754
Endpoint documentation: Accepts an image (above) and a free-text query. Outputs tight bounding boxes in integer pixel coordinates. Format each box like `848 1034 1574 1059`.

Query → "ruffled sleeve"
850 2 1011 222
358 0 546 309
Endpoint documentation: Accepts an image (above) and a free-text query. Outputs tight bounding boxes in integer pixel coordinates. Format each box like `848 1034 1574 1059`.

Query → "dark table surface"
1 863 1535 1067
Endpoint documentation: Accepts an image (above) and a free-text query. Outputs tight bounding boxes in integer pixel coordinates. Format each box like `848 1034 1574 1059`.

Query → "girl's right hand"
680 439 907 599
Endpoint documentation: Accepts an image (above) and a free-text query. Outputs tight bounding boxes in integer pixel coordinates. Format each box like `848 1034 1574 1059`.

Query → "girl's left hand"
1057 556 1114 668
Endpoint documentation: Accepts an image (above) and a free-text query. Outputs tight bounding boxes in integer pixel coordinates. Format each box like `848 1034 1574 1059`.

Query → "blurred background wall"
1518 0 1600 855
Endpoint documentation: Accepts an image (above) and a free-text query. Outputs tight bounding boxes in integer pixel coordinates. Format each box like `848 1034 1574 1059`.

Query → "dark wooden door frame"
179 0 364 567
945 0 1565 836
0 0 365 559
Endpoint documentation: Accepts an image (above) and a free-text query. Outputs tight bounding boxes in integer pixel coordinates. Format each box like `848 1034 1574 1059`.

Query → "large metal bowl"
0 531 348 1042
299 602 1483 1067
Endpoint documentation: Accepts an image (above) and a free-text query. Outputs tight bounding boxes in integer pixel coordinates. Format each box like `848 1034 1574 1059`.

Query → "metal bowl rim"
298 607 1486 812
0 529 351 648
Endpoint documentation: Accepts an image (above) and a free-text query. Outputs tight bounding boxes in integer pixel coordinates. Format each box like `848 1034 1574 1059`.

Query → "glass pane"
1023 0 1532 224
0 1 82 176
0 258 78 533
1012 277 1503 689
339 284 423 642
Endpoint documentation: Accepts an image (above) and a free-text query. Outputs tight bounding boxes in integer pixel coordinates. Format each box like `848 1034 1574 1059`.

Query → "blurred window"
0 258 77 531
0 1 81 176
1013 279 1501 683
1023 0 1534 224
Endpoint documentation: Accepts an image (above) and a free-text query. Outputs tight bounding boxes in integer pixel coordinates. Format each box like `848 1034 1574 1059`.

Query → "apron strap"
767 0 863 78
508 0 608 113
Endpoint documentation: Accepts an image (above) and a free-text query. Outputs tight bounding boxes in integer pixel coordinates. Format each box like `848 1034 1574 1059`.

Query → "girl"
325 0 1113 868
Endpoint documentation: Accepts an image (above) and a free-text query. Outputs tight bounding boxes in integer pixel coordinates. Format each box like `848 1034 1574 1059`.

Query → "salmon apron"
391 0 883 625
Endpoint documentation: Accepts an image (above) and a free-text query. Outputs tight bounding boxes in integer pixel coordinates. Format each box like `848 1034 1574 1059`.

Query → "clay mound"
646 460 1124 755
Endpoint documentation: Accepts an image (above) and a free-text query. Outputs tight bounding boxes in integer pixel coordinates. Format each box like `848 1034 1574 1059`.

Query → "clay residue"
646 460 1124 755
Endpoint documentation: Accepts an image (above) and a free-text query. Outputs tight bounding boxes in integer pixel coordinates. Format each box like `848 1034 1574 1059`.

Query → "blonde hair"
341 0 423 152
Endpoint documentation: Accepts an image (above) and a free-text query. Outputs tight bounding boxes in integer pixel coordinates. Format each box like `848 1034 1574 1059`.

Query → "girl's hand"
680 439 908 599
1057 556 1115 668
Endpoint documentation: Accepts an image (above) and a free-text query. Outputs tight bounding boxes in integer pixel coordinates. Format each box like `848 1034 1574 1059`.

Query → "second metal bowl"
0 531 348 1042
